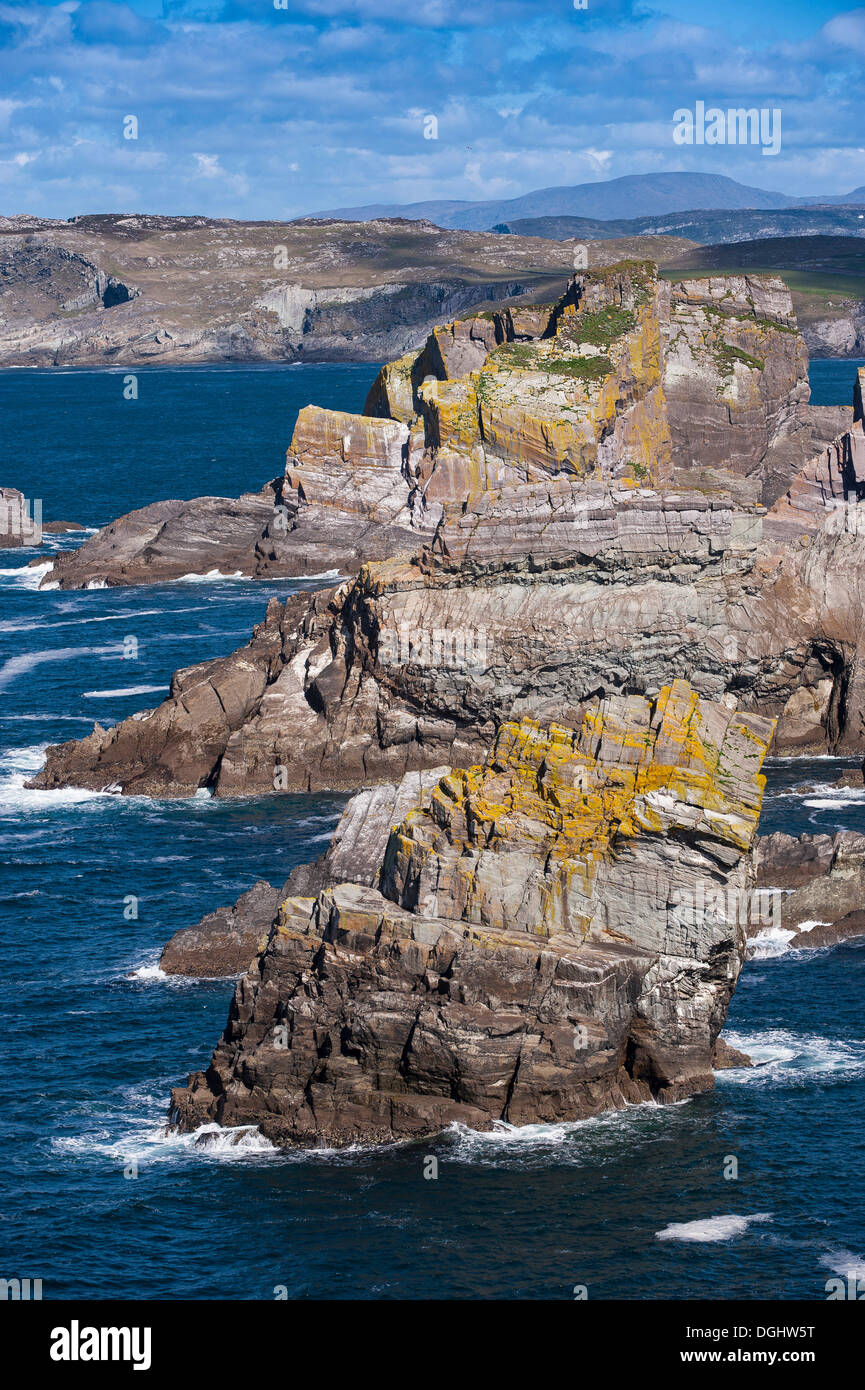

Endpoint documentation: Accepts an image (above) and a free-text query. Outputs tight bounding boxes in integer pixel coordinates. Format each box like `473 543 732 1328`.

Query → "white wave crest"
821 1248 865 1282
83 685 166 698
0 561 54 588
716 1028 865 1088
656 1213 772 1243
175 569 246 583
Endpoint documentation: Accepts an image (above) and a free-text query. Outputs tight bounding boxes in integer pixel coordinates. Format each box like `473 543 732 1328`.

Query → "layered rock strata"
43 262 838 590
29 282 865 798
169 682 774 1146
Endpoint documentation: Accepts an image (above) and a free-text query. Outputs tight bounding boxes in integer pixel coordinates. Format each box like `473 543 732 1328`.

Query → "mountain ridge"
316 171 865 230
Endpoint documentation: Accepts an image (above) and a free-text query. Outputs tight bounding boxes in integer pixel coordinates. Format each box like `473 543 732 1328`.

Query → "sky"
1 0 865 220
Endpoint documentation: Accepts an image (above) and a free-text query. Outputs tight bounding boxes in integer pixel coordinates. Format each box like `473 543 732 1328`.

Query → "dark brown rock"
160 881 280 977
712 1037 753 1069
789 911 865 950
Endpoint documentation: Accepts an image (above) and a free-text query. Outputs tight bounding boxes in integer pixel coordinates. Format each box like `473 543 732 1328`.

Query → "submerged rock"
169 682 774 1148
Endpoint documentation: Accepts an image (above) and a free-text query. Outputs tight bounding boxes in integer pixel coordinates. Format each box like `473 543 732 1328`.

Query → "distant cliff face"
169 683 774 1148
0 213 577 366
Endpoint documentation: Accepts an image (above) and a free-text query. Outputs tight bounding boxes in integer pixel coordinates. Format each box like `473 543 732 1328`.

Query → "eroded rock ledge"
169 681 773 1148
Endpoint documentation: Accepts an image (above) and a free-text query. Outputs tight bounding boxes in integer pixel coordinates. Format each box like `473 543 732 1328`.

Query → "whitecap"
126 962 167 982
747 920 831 959
716 1028 865 1087
82 685 166 698
51 1116 281 1167
656 1213 772 1243
442 1099 688 1166
0 608 173 633
821 1248 865 1282
804 795 865 809
747 925 798 959
0 561 53 589
174 569 246 583
0 643 124 692
0 772 107 812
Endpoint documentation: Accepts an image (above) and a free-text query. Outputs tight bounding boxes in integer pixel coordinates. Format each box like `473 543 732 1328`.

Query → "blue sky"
1 0 864 219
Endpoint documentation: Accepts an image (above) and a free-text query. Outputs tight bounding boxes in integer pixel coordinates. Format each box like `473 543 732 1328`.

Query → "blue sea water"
1 359 864 1301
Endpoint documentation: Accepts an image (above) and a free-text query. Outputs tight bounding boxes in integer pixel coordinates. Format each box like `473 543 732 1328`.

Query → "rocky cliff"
43 261 841 590
169 682 773 1147
28 297 865 798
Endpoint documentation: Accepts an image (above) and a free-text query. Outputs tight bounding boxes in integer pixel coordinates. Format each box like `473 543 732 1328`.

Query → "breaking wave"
656 1213 772 1243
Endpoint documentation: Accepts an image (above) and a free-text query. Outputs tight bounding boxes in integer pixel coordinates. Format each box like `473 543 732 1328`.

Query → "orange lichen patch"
388 681 775 921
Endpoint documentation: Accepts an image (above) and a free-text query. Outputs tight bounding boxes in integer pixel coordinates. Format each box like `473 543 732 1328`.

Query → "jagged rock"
168 682 774 1147
160 881 281 977
777 834 865 928
712 1037 753 1069
753 830 865 943
28 268 865 795
789 911 865 950
283 766 449 897
38 260 838 591
662 275 811 495
754 832 838 889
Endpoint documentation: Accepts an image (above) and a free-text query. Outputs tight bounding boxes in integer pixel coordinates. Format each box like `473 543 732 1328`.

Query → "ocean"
1 358 864 1300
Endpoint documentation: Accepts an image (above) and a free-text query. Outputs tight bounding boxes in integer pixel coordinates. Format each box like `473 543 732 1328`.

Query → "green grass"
660 265 865 302
547 355 613 382
713 343 766 377
563 305 636 348
490 341 612 383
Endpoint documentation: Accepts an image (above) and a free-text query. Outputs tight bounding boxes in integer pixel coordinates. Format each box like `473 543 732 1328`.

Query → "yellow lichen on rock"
380 680 775 939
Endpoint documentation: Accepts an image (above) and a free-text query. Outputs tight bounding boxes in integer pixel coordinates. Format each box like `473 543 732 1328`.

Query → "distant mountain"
495 207 865 246
314 172 865 231
805 186 865 206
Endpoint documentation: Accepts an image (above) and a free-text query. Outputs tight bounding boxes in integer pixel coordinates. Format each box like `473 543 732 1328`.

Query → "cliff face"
0 214 577 368
28 291 865 802
170 682 773 1147
44 260 827 591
